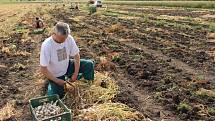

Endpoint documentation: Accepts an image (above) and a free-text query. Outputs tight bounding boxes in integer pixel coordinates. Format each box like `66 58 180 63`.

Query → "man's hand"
55 79 66 87
70 73 78 82
64 82 75 93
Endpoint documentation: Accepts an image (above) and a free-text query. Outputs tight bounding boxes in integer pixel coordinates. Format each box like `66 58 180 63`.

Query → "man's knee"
81 59 94 68
82 60 94 80
85 60 94 70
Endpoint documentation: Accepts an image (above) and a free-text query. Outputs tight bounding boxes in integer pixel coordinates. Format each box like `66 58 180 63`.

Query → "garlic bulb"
33 101 63 121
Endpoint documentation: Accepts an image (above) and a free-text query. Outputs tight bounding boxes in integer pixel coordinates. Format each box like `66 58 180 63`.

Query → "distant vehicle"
94 0 102 7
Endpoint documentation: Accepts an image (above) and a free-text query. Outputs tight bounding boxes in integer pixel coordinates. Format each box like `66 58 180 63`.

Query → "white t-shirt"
40 35 79 77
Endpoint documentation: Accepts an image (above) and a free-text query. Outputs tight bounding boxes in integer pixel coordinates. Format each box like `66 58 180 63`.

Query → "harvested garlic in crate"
33 101 63 120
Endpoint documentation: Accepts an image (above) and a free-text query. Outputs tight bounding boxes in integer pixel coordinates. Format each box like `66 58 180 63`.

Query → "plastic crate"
29 94 72 121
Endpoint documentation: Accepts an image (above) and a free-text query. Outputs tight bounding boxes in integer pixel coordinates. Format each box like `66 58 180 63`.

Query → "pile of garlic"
33 101 63 121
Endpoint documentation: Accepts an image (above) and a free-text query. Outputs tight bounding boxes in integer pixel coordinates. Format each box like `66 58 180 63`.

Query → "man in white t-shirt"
40 22 94 98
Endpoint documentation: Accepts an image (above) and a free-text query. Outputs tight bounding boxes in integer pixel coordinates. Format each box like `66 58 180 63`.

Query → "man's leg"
66 59 94 80
47 75 65 98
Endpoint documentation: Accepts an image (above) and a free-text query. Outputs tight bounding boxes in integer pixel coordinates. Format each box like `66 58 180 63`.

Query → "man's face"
55 34 68 43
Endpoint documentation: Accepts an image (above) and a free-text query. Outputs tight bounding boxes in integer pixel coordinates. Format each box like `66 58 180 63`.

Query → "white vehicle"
94 0 102 7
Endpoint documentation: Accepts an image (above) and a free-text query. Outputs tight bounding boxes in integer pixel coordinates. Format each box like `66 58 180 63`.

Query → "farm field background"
0 0 215 121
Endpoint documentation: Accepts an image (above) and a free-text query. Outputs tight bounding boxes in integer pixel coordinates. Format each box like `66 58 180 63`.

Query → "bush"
88 5 97 14
177 102 191 113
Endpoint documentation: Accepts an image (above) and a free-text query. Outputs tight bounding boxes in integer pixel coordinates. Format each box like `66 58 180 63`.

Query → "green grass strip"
104 1 215 9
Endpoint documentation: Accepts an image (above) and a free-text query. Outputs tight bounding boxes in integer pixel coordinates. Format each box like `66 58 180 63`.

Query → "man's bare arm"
70 53 80 81
74 53 80 75
40 66 65 86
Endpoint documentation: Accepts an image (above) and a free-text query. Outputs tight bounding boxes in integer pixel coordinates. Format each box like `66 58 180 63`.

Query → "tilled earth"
0 3 215 121
50 5 215 121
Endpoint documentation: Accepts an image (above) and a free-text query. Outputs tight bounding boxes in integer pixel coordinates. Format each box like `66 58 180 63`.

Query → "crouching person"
34 17 44 29
40 22 94 98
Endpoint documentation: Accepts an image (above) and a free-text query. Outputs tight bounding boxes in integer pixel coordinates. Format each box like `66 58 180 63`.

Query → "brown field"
0 2 215 121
